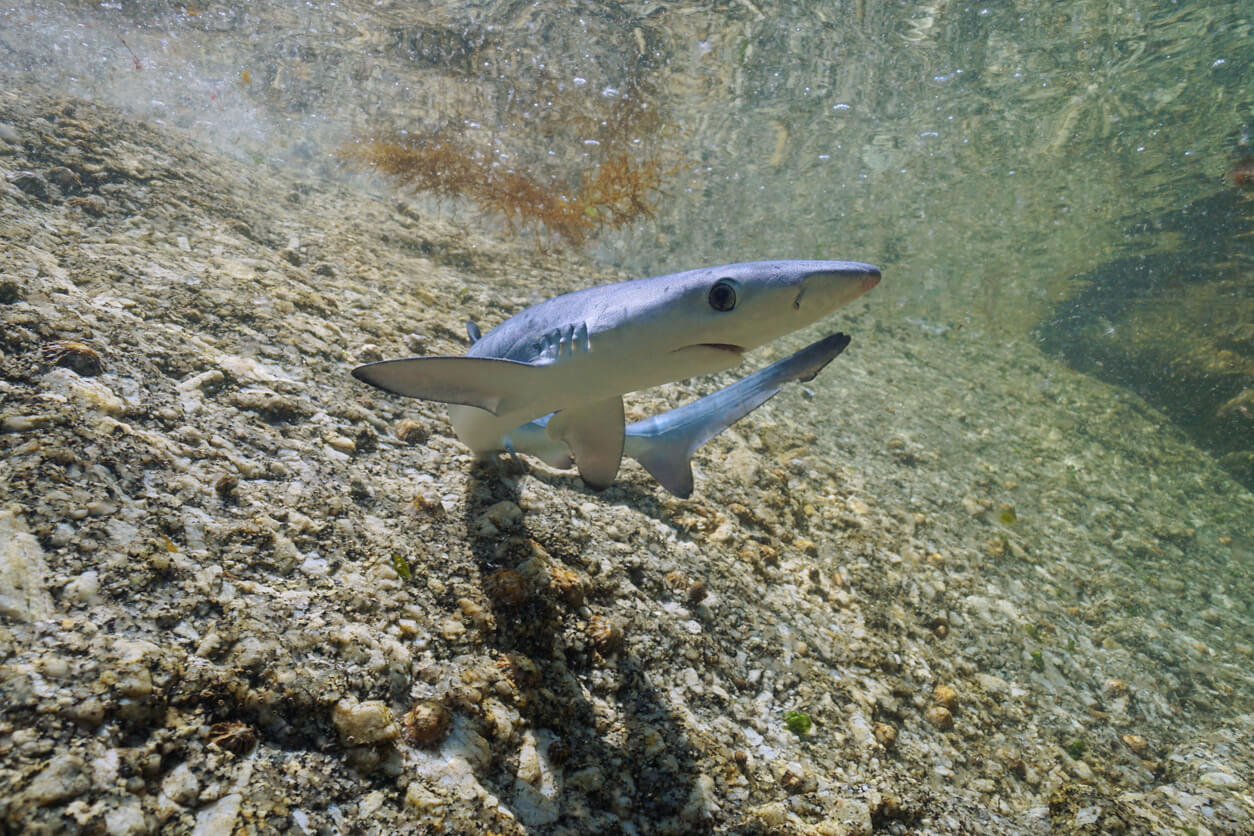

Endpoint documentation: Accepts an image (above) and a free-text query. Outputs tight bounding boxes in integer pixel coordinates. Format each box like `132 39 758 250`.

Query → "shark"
352 259 881 495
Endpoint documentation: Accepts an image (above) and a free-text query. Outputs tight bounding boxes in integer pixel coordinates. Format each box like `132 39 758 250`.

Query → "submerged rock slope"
1 92 1253 835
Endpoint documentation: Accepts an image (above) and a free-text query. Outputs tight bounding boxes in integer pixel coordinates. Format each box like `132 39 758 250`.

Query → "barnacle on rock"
484 568 529 608
586 615 623 655
932 684 960 710
496 652 541 690
214 473 239 499
548 565 587 608
924 705 954 730
402 700 452 748
43 339 104 376
395 418 429 444
207 720 257 755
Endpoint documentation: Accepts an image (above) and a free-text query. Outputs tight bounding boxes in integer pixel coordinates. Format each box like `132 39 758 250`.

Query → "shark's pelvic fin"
504 418 574 469
625 332 851 498
546 396 626 491
351 356 548 416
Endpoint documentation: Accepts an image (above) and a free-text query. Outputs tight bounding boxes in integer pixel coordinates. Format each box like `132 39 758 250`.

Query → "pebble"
104 798 147 835
325 434 357 453
10 170 48 198
1198 770 1241 789
1 414 53 432
193 794 241 836
21 754 89 806
0 506 53 623
333 698 399 745
1120 734 1148 756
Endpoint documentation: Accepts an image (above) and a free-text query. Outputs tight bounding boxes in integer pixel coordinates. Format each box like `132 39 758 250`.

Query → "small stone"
46 166 81 190
483 500 523 531
924 705 954 729
22 754 89 805
332 698 398 745
405 782 447 813
325 434 356 454
1 414 52 432
11 170 49 198
994 747 1026 778
160 763 201 806
1198 770 1241 789
193 794 241 836
974 673 1010 699
1120 734 1148 756
0 506 54 623
104 798 147 835
566 766 604 792
873 722 897 749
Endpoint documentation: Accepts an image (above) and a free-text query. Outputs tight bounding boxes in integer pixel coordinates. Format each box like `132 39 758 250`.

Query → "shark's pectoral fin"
624 332 851 498
351 356 547 416
546 397 625 491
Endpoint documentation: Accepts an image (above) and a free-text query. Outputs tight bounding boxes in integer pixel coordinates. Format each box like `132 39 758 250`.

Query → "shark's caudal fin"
351 356 548 416
546 396 626 491
625 332 851 498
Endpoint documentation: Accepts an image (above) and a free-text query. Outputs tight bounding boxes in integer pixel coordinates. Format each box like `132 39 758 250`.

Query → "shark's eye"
708 279 738 312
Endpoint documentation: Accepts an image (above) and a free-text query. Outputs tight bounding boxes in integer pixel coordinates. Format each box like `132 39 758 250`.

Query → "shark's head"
650 260 881 366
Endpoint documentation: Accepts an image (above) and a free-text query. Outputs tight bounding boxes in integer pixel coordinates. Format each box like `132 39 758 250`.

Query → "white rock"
193 793 241 836
161 763 201 805
22 754 88 805
332 698 398 745
105 798 149 835
0 505 53 622
1198 770 1241 789
63 570 100 605
514 730 559 827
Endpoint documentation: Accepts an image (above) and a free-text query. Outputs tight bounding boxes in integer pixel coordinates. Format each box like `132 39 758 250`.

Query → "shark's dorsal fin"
466 321 482 345
546 396 625 491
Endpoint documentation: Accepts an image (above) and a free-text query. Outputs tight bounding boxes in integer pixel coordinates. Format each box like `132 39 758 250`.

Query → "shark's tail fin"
624 333 851 498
